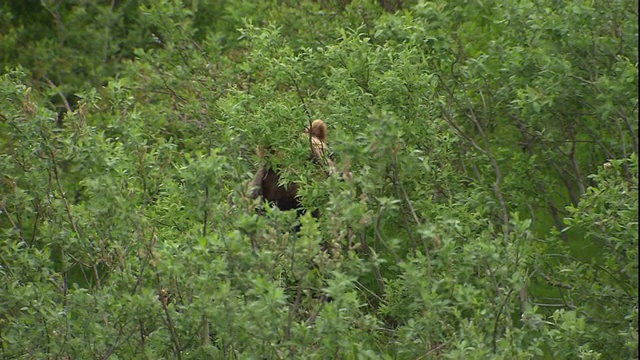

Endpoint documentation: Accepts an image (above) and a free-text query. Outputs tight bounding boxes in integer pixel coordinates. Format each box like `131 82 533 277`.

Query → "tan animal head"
306 119 336 174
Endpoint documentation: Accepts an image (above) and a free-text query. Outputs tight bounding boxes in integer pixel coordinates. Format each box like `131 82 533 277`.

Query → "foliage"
1 0 637 359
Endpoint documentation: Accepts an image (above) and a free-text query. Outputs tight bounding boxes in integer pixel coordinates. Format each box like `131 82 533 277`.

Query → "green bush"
1 0 637 358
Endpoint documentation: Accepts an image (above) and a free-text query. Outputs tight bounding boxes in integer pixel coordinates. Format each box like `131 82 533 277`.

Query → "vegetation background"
0 0 637 359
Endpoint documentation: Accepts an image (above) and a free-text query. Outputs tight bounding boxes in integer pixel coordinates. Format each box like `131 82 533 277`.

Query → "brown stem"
618 106 638 155
103 0 117 65
359 233 386 294
202 143 211 346
286 279 303 357
389 158 419 255
156 274 182 360
568 139 585 197
1 204 24 241
436 94 510 241
492 288 513 354
536 269 574 289
373 204 401 263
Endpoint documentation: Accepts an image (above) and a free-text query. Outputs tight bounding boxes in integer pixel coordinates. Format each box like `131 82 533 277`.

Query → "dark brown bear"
247 120 342 225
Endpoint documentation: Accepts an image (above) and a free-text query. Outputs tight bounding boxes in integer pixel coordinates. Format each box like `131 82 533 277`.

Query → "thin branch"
389 153 420 255
492 288 513 354
304 293 328 327
201 138 212 346
40 129 81 237
288 71 312 122
1 204 24 241
43 75 72 114
435 89 510 241
373 204 401 264
156 274 183 360
536 269 574 290
286 278 303 358
103 0 117 65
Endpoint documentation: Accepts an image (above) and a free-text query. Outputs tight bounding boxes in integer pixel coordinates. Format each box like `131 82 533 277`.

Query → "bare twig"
492 288 513 354
389 154 420 255
286 279 303 358
156 274 183 360
536 269 574 289
103 0 117 65
43 76 72 114
436 91 510 241
288 71 312 123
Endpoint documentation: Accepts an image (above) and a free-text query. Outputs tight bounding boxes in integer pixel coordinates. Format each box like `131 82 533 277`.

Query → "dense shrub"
1 0 637 358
